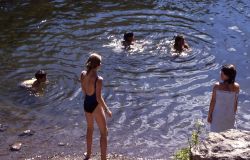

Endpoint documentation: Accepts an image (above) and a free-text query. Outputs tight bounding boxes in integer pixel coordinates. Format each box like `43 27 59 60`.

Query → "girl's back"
81 71 98 96
215 82 239 93
211 84 239 132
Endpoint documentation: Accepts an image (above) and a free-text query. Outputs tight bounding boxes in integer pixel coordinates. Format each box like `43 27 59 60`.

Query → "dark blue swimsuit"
84 77 98 113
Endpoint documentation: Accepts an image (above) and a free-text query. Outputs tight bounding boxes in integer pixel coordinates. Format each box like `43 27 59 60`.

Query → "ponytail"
85 53 102 74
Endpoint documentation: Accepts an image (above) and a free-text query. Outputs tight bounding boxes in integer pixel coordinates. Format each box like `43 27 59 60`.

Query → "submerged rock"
191 129 250 160
19 129 35 136
10 142 22 151
58 142 67 146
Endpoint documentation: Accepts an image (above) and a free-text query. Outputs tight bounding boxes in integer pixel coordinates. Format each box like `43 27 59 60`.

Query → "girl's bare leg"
93 106 108 160
85 112 94 158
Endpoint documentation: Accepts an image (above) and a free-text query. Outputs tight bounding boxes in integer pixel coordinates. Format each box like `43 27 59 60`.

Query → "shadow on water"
0 0 250 159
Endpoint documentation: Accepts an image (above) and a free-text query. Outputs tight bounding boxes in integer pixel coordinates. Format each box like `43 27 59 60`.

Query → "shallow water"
0 0 250 159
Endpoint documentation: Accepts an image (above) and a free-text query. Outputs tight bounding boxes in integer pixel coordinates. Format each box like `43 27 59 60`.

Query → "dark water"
0 0 250 159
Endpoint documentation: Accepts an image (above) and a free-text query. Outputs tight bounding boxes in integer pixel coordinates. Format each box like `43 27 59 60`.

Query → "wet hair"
174 35 185 49
124 32 134 42
86 53 102 74
221 64 237 84
35 70 47 79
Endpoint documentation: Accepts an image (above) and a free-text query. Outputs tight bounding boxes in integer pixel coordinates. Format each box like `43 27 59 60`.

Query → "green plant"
174 147 191 160
174 120 204 160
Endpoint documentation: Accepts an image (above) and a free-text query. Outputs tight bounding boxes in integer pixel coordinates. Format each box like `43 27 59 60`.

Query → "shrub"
174 120 204 160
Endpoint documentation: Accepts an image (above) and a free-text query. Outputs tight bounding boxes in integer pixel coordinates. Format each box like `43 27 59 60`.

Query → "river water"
0 0 250 159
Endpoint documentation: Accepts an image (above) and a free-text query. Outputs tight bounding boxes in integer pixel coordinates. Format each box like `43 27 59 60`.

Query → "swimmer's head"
174 35 185 49
35 70 47 82
86 53 102 74
124 32 134 43
221 64 237 84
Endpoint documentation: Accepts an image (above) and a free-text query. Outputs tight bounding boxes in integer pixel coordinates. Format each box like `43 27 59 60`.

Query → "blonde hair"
86 53 102 74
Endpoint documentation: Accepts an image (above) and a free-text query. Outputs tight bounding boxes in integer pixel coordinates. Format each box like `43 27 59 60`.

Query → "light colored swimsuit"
210 90 238 132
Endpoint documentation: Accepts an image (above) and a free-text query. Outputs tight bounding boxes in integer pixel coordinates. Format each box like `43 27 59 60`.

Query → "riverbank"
192 129 250 160
50 153 138 160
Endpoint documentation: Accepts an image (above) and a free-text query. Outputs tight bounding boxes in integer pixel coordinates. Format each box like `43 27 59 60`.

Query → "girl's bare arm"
207 85 217 123
80 71 86 93
96 77 112 117
234 83 240 113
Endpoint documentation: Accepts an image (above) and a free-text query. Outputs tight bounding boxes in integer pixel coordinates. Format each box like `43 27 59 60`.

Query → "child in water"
80 53 112 160
20 70 47 93
122 32 134 49
207 64 240 132
173 35 189 52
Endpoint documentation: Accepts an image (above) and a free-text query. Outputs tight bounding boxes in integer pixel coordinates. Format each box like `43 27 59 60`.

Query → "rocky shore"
191 129 250 160
49 153 137 160
1 123 137 160
2 123 250 160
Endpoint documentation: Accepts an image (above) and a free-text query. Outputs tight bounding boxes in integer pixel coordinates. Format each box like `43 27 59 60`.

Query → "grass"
174 120 204 160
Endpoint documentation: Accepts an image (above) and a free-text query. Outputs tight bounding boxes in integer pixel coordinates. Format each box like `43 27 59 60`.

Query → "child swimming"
122 32 134 49
207 64 240 132
20 70 47 93
80 53 112 160
173 35 189 53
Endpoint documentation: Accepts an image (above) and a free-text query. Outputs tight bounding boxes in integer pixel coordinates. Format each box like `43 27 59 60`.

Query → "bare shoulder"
234 82 240 88
81 70 87 76
96 76 103 89
97 76 103 81
97 76 103 83
234 82 240 92
20 78 36 88
213 82 220 90
80 71 87 80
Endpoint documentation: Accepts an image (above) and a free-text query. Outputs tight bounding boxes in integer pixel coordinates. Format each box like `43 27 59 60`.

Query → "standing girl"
207 64 240 132
80 53 112 160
